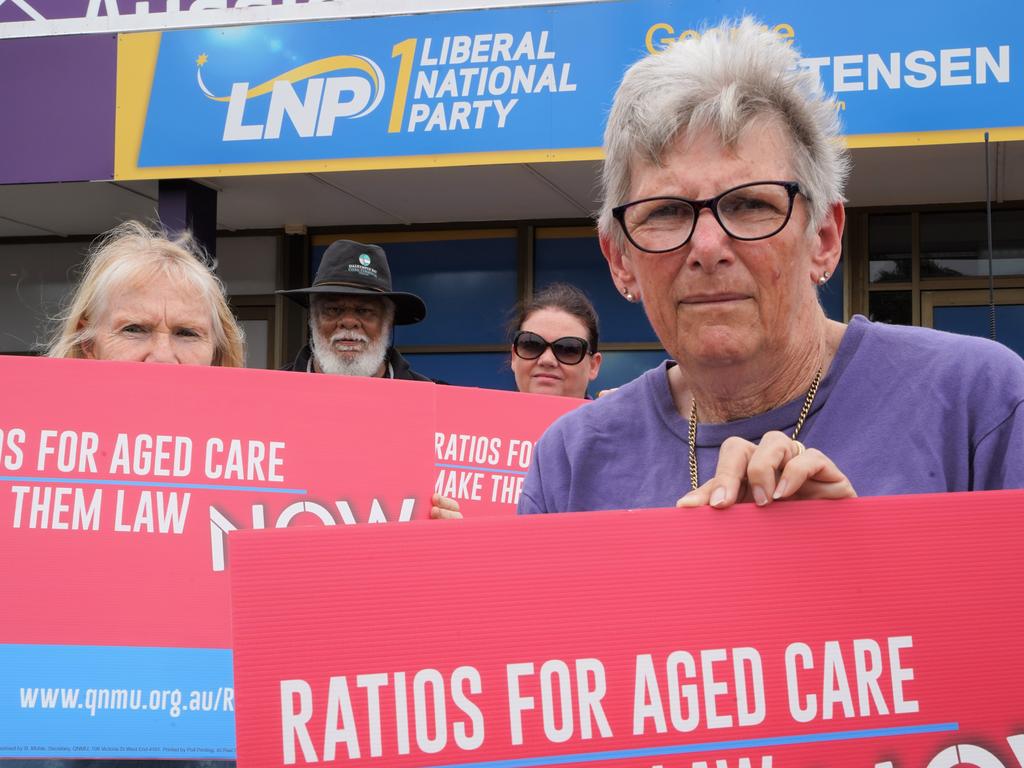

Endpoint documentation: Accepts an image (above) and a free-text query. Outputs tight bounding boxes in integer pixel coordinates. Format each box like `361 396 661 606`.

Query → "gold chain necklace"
687 368 823 491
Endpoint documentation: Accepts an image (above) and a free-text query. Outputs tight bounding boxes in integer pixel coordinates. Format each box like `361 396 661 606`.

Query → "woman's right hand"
676 431 857 509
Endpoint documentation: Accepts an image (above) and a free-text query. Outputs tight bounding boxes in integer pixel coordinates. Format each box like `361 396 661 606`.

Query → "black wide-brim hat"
277 239 426 325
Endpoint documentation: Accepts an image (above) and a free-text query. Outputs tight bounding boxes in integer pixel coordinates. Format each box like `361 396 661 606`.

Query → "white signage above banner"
0 0 594 39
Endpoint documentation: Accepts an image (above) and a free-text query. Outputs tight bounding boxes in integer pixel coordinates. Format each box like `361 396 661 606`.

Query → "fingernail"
710 487 727 507
676 492 699 508
753 485 768 506
772 479 789 500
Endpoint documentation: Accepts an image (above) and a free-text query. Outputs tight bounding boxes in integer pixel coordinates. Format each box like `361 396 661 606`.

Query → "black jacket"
282 344 436 382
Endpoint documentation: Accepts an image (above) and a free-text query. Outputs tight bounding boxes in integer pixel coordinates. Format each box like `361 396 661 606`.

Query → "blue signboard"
0 645 234 759
116 0 1022 177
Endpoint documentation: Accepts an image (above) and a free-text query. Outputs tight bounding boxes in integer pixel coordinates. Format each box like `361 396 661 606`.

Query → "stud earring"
622 286 636 302
817 270 832 286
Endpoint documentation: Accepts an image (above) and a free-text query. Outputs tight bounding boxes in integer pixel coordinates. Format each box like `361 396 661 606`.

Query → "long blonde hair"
48 220 245 367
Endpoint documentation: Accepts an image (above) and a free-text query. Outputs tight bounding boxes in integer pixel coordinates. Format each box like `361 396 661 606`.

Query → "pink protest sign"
433 385 581 517
230 490 1024 768
0 354 435 758
0 355 435 647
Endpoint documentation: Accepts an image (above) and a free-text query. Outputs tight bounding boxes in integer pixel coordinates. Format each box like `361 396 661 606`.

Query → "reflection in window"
401 352 514 390
933 304 1024 358
920 210 1024 278
818 261 844 321
591 350 667 393
0 241 89 353
868 214 911 283
534 230 657 343
868 291 912 326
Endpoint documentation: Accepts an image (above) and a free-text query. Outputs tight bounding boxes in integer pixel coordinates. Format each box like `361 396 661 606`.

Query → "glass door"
921 289 1024 358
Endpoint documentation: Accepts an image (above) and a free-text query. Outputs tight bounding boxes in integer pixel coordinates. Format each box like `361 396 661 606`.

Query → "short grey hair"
598 16 850 245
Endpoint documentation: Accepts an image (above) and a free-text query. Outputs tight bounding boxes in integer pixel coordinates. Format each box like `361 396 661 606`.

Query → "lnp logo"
358 254 371 267
195 52 386 142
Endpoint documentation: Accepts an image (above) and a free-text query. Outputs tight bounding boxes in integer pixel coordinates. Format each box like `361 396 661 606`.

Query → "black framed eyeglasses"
611 180 804 254
513 331 590 365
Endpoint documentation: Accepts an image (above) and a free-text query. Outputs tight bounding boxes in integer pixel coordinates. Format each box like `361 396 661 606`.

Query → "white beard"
311 322 391 377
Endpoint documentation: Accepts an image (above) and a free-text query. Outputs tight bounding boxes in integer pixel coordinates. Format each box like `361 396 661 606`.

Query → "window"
535 227 666 392
851 205 1024 339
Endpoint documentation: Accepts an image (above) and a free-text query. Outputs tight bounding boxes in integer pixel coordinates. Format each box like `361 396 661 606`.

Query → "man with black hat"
279 239 434 381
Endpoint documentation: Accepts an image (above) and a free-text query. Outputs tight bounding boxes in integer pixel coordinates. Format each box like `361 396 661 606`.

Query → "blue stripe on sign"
0 644 235 759
421 722 960 768
0 474 306 494
435 463 529 476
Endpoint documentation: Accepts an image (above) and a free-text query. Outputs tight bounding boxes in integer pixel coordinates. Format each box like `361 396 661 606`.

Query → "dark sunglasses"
513 330 590 366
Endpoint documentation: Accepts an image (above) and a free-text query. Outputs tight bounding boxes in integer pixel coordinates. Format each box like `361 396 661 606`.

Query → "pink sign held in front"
0 355 575 758
230 490 1024 768
0 355 435 758
433 385 581 518
0 355 435 649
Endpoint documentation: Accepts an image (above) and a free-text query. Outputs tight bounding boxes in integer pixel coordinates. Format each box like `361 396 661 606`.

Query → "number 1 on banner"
389 38 416 133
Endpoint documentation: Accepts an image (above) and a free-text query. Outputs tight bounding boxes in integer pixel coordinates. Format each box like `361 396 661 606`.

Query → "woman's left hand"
430 493 463 519
675 431 856 509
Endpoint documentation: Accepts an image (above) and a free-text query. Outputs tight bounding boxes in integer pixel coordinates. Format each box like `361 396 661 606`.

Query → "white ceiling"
0 141 1021 239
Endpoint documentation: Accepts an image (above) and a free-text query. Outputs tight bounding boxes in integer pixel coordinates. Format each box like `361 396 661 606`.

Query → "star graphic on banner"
196 53 209 67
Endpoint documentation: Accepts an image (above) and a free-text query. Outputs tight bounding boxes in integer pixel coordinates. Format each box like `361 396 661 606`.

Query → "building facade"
1 0 1021 392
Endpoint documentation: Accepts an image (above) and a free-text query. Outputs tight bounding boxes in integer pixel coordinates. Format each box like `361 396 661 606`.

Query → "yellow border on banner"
845 127 1024 148
112 125 1024 179
115 32 163 181
115 146 604 181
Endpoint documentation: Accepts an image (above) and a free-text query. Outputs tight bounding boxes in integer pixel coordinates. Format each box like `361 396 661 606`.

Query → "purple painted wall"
0 0 99 22
0 0 318 24
0 1 219 22
0 34 116 183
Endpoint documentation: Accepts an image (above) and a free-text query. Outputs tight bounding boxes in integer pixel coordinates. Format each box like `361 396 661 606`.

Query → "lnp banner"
0 355 575 758
230 491 1024 768
115 0 1024 179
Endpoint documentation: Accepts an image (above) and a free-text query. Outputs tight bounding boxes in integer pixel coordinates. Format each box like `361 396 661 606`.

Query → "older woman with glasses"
510 283 602 399
518 18 1024 516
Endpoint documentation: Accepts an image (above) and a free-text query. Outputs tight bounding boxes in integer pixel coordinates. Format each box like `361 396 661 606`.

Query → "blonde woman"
49 220 244 367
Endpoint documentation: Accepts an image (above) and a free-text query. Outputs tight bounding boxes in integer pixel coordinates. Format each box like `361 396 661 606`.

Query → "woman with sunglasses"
510 283 602 399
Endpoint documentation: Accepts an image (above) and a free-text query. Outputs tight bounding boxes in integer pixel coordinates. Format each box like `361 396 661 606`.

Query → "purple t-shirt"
518 316 1024 514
